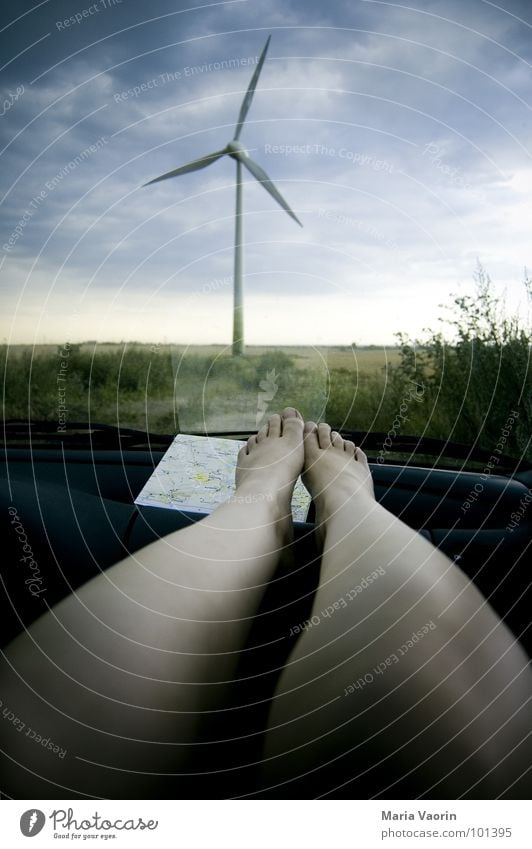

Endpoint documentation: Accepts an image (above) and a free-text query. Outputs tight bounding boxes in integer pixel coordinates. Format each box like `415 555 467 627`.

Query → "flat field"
2 343 401 433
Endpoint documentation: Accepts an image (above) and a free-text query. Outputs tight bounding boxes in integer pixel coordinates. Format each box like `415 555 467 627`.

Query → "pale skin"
262 421 531 798
0 409 530 799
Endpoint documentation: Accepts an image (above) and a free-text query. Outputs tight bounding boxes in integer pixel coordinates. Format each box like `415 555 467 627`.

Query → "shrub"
391 263 531 460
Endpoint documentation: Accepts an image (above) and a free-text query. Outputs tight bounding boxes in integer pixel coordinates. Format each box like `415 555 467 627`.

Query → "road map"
135 434 311 522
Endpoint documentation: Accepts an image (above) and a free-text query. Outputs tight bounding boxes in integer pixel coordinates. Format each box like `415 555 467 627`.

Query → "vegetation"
2 265 530 464
389 264 531 463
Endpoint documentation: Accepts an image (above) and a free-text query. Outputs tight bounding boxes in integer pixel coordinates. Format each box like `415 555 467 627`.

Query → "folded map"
135 434 311 522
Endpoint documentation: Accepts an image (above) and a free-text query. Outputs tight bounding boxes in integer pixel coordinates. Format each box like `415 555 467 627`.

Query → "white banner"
0 799 530 848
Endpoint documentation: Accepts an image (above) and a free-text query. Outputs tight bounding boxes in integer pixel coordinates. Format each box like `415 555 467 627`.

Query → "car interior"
2 2 531 807
3 423 530 674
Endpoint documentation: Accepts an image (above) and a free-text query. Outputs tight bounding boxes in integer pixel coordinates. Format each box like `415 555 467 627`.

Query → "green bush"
390 264 531 460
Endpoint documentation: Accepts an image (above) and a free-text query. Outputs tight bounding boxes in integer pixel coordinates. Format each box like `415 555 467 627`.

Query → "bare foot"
234 407 304 524
303 422 375 545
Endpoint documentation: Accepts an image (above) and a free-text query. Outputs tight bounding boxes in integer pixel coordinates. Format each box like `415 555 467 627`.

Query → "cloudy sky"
1 0 531 346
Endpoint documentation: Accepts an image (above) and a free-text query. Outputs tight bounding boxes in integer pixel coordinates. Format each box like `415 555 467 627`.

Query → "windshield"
1 1 531 466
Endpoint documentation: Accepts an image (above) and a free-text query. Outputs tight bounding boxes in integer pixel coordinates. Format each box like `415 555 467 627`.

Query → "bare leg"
262 423 532 798
0 409 304 799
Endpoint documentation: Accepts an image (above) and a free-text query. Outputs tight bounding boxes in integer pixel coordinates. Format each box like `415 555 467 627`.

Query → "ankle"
229 486 275 512
313 483 376 534
232 479 295 523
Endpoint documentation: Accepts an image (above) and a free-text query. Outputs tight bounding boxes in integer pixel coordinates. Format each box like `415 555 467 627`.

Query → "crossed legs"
1 410 530 799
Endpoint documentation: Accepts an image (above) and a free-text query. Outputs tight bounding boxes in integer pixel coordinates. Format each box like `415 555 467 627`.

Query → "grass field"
2 339 529 463
5 343 401 372
3 343 400 432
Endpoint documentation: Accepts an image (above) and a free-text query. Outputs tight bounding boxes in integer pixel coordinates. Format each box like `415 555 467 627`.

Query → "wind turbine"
143 35 302 356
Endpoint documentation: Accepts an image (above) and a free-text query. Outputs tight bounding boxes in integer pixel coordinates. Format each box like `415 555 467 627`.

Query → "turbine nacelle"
226 140 248 160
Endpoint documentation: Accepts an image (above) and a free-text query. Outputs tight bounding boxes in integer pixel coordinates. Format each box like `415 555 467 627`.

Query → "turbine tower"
143 35 302 356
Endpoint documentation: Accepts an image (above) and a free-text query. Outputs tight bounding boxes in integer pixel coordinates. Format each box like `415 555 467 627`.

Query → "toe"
355 445 368 464
303 421 318 450
255 423 269 443
344 439 356 457
281 407 304 437
267 413 282 438
247 435 257 453
331 430 344 449
281 406 303 422
318 422 332 449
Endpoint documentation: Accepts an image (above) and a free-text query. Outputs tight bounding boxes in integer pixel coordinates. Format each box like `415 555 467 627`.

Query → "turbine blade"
143 149 226 186
241 155 302 226
233 35 271 140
